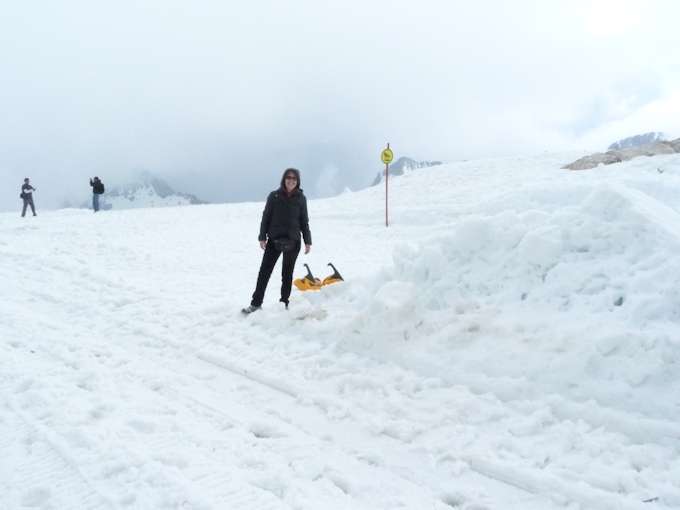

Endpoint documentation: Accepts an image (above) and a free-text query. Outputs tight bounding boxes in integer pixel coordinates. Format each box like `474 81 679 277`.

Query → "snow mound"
337 184 680 421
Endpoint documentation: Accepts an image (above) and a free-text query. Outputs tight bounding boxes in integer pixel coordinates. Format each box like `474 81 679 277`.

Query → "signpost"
381 144 393 227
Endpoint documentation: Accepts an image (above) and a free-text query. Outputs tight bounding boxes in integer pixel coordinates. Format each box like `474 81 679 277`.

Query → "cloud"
583 0 643 38
579 88 680 149
1 1 680 211
314 164 342 198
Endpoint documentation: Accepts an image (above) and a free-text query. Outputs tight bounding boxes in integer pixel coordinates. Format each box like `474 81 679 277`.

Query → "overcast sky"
2 0 680 211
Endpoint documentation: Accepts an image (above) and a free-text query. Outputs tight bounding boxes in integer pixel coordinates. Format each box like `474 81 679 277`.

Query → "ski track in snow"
2 152 680 509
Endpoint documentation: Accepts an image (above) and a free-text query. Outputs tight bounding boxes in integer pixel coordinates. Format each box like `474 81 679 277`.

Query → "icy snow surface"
2 152 680 509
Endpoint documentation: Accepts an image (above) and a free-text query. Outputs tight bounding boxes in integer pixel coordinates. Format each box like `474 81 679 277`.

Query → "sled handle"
303 263 316 281
326 262 343 281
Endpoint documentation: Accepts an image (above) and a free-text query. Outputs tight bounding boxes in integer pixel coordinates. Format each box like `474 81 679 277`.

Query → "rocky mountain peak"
608 132 666 151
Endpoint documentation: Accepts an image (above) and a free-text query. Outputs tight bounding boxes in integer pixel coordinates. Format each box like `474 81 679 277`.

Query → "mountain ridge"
79 172 208 210
371 156 443 186
608 131 666 151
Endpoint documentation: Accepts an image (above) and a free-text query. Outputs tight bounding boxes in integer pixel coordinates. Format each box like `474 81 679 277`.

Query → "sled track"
1 347 308 510
4 291 673 509
195 348 659 510
0 400 114 510
5 331 459 509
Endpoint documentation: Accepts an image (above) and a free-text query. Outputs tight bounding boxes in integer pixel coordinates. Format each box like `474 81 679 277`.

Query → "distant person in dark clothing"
242 168 312 314
20 178 36 217
89 176 105 212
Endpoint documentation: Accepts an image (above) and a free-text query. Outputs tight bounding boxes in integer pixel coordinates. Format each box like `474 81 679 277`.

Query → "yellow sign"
381 148 394 164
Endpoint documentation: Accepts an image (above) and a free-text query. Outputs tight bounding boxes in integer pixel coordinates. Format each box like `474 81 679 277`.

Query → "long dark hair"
280 168 301 191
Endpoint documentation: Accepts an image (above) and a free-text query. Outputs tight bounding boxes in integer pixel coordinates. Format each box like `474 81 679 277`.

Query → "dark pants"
251 240 301 307
21 197 36 217
93 193 100 212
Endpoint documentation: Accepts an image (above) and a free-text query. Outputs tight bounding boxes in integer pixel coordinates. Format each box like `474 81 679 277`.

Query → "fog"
2 0 680 211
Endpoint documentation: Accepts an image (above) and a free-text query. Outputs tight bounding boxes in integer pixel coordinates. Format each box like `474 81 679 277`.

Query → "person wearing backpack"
89 176 105 212
20 178 37 217
242 168 312 314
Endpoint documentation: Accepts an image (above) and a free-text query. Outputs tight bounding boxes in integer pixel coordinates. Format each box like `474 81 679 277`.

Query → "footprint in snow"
128 419 156 434
21 487 51 507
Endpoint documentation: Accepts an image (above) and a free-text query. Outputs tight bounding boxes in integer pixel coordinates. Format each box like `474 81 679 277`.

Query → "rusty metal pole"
385 142 389 227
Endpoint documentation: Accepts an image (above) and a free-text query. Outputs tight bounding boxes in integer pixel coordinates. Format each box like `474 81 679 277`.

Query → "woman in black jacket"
243 168 312 314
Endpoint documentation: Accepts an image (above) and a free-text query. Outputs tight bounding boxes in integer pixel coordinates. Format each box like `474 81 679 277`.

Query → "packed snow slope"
2 152 680 510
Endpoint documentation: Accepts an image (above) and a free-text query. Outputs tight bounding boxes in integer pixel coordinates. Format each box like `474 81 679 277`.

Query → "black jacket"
259 188 312 245
21 184 35 198
90 179 105 194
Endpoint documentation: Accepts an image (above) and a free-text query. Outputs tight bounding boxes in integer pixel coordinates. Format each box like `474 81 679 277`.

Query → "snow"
2 151 680 509
103 185 195 210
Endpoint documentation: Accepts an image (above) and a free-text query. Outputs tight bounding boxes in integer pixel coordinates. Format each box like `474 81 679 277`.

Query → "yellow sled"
321 263 344 286
293 264 323 291
294 263 344 292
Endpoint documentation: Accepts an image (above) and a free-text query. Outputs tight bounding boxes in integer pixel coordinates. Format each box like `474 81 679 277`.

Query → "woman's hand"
304 244 311 254
260 240 267 250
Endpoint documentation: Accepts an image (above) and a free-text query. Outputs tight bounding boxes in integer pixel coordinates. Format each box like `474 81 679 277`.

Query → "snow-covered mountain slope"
100 173 206 210
2 151 680 509
371 156 442 185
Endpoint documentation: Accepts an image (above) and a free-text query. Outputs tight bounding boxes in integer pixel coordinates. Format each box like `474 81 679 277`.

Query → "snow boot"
241 304 261 315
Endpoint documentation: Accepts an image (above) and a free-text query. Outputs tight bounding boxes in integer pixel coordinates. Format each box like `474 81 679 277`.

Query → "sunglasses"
285 175 297 181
